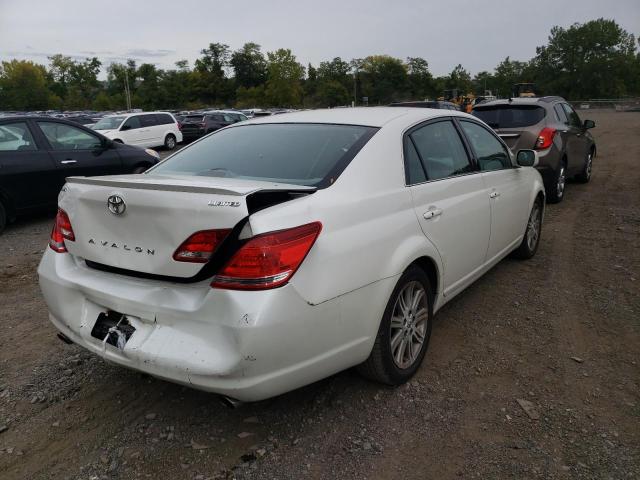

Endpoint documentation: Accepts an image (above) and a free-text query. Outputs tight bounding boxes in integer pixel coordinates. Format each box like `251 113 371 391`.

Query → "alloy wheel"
557 165 566 198
526 203 541 251
389 281 429 369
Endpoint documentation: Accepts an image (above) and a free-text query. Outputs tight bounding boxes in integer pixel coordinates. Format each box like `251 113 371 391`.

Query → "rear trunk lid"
60 174 314 278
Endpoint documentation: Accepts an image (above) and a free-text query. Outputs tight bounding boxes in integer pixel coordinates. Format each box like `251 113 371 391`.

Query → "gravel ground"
0 110 638 479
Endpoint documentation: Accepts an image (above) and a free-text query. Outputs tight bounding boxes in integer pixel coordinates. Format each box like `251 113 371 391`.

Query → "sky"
1 0 639 78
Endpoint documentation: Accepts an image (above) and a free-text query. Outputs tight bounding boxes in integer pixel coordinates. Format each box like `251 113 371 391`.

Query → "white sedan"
38 107 545 402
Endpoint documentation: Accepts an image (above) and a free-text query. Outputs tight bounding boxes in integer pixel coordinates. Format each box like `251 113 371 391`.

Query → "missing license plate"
91 311 136 349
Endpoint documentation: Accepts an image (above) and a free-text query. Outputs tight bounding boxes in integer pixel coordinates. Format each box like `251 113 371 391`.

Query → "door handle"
60 159 77 164
423 208 443 220
489 191 500 199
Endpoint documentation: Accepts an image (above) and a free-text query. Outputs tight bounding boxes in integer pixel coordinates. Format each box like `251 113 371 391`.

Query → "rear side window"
409 121 472 181
156 114 175 125
472 105 545 128
149 123 377 188
0 122 37 151
404 140 427 184
140 114 158 127
460 121 511 171
554 104 568 123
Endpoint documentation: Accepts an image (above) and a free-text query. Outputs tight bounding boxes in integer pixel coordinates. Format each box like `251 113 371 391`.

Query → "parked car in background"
93 112 182 150
0 116 160 233
180 111 248 142
472 96 596 203
390 100 461 111
66 115 100 127
38 107 545 402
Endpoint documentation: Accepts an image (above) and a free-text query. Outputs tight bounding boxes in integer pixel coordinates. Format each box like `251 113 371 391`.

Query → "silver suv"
472 96 596 203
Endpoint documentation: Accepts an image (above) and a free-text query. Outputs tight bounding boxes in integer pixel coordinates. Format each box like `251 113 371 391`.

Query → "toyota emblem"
107 195 126 215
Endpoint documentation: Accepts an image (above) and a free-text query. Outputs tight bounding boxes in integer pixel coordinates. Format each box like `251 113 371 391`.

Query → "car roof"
474 96 565 108
102 111 174 118
244 107 466 128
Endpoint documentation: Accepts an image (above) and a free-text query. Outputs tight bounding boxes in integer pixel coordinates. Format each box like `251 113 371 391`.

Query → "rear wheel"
357 265 433 385
512 198 543 259
546 160 566 204
575 149 593 183
0 201 6 234
164 134 177 150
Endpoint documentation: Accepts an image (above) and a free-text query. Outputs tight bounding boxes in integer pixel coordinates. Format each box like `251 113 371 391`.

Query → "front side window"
38 122 102 150
93 116 125 130
122 116 141 130
561 103 582 128
149 123 377 188
409 121 472 180
0 122 37 151
460 121 511 171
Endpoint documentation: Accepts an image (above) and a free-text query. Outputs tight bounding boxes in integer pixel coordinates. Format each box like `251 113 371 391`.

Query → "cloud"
125 49 175 58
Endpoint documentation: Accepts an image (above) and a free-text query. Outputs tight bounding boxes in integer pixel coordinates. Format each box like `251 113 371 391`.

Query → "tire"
546 160 567 204
575 149 593 183
512 198 543 259
0 201 6 235
357 265 433 385
164 134 177 150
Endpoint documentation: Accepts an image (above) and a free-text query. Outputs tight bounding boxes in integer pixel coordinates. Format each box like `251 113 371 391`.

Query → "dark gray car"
472 96 596 203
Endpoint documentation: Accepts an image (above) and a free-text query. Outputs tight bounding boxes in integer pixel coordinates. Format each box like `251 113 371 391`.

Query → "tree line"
1 18 638 111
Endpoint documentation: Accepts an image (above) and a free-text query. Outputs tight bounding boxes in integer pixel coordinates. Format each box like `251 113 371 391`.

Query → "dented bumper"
37 248 385 401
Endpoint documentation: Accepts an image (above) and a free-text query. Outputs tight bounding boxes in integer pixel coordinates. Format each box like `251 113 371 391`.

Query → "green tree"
0 60 51 110
533 18 639 99
264 49 305 107
359 55 407 104
406 57 434 99
446 64 473 95
194 43 233 105
231 42 267 89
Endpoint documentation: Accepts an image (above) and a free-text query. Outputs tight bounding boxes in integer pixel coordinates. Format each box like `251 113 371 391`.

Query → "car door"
560 103 589 175
139 114 161 147
36 120 123 180
406 118 491 296
118 115 144 145
458 119 531 262
0 120 60 211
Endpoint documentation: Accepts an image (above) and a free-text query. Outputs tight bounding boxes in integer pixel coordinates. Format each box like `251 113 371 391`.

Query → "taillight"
211 222 322 290
173 229 231 263
176 122 182 131
49 208 75 253
535 127 556 150
200 122 206 128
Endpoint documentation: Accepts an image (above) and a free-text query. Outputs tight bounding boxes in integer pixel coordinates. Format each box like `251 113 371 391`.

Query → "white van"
93 112 183 150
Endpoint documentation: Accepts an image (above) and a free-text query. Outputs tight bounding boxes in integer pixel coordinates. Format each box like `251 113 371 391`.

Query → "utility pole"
124 70 132 111
353 70 357 107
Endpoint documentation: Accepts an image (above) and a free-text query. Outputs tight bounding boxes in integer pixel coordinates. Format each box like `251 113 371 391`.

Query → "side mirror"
120 124 131 131
516 149 539 168
583 119 595 129
101 138 113 149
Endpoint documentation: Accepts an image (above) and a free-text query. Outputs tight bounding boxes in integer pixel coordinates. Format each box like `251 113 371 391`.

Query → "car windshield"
472 105 546 128
149 123 377 187
93 116 125 130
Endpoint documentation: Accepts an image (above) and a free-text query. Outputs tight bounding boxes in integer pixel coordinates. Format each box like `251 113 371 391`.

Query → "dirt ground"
0 110 638 480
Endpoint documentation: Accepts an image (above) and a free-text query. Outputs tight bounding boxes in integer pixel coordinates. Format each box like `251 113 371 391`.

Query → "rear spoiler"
65 176 317 197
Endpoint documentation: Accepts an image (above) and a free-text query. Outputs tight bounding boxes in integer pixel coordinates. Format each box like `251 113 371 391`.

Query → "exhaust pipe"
219 395 243 409
57 332 74 345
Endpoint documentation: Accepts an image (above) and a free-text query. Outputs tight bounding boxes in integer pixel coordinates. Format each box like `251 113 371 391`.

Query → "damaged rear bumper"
37 249 387 401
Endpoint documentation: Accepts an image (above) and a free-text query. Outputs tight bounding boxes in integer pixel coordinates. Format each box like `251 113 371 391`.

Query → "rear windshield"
149 123 377 188
184 115 204 122
472 105 545 128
